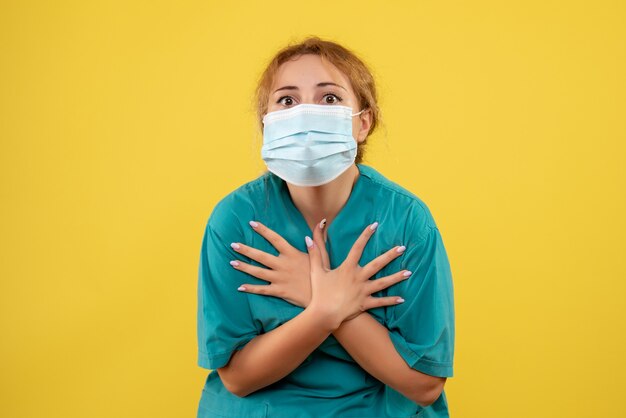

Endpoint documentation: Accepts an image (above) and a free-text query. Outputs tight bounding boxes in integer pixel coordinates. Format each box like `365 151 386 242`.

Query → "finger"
237 283 281 297
249 220 297 255
362 295 405 311
366 270 412 294
361 244 407 278
343 221 379 267
312 218 331 270
230 242 279 269
229 259 276 282
304 235 323 273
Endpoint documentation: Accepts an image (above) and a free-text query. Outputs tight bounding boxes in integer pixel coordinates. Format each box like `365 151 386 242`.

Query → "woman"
197 37 455 418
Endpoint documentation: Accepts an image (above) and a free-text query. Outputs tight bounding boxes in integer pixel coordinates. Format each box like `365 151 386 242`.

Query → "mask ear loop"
351 108 367 117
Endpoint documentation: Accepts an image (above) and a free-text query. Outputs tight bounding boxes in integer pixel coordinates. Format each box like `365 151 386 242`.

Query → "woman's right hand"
305 218 412 331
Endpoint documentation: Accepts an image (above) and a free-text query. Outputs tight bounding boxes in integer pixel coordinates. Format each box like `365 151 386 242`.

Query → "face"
266 54 372 144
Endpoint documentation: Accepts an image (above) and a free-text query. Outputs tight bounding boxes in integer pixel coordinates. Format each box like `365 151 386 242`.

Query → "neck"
286 164 360 235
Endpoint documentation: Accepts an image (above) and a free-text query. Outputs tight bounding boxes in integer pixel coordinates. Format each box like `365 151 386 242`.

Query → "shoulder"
206 171 273 234
358 164 437 242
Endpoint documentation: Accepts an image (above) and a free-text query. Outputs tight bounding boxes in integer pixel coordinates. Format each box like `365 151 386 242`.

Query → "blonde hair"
253 36 381 164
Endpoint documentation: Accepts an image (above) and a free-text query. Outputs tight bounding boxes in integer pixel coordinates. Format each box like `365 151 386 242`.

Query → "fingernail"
230 243 240 250
396 245 406 253
319 218 327 230
305 236 314 248
249 221 259 228
370 222 379 231
230 260 240 267
396 297 405 303
237 285 247 291
403 270 412 277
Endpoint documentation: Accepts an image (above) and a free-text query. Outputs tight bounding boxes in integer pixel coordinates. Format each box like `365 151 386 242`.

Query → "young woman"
197 37 455 418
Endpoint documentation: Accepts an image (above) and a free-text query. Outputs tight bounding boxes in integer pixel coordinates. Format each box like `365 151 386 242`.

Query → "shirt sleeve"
386 205 455 378
197 211 261 370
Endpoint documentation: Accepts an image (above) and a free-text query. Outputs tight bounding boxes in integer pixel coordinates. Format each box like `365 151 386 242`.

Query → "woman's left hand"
229 221 329 308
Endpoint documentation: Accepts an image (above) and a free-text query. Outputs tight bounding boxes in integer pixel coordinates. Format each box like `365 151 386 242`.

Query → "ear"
355 109 373 144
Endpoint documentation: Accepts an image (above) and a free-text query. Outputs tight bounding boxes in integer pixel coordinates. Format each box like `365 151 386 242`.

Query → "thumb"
305 235 322 273
313 218 331 270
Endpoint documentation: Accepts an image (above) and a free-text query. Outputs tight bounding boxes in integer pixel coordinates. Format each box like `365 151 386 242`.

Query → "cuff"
388 330 454 378
198 349 232 370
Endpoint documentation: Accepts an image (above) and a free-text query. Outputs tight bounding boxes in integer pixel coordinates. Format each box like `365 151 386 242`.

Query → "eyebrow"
273 82 347 94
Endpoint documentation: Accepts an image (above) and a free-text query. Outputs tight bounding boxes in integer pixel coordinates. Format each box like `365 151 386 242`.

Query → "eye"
277 96 295 106
323 93 343 104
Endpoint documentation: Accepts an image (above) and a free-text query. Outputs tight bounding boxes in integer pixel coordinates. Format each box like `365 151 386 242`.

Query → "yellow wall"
1 1 624 417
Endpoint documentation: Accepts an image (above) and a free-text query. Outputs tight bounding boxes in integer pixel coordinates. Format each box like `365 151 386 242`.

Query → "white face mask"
261 104 365 187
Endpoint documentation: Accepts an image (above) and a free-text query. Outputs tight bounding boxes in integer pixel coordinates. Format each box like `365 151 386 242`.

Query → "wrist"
332 312 365 336
305 301 342 332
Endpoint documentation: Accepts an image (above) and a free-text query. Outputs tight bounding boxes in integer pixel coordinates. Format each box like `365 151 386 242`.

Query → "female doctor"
197 36 455 418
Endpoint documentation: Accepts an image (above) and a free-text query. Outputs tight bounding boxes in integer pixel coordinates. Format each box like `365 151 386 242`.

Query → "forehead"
271 54 353 92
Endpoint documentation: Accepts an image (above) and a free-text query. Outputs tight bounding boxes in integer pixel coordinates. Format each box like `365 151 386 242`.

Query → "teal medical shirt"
197 163 455 418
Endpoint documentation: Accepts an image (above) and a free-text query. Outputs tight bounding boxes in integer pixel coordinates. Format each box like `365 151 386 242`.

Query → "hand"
229 221 312 308
306 218 412 331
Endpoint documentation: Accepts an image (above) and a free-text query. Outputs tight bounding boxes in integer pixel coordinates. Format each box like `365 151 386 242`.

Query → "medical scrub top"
197 163 455 418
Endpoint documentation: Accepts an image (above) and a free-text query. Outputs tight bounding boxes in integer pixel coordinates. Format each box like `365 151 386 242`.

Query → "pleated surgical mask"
261 104 365 187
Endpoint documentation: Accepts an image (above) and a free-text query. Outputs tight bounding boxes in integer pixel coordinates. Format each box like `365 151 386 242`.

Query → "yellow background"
1 1 625 417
